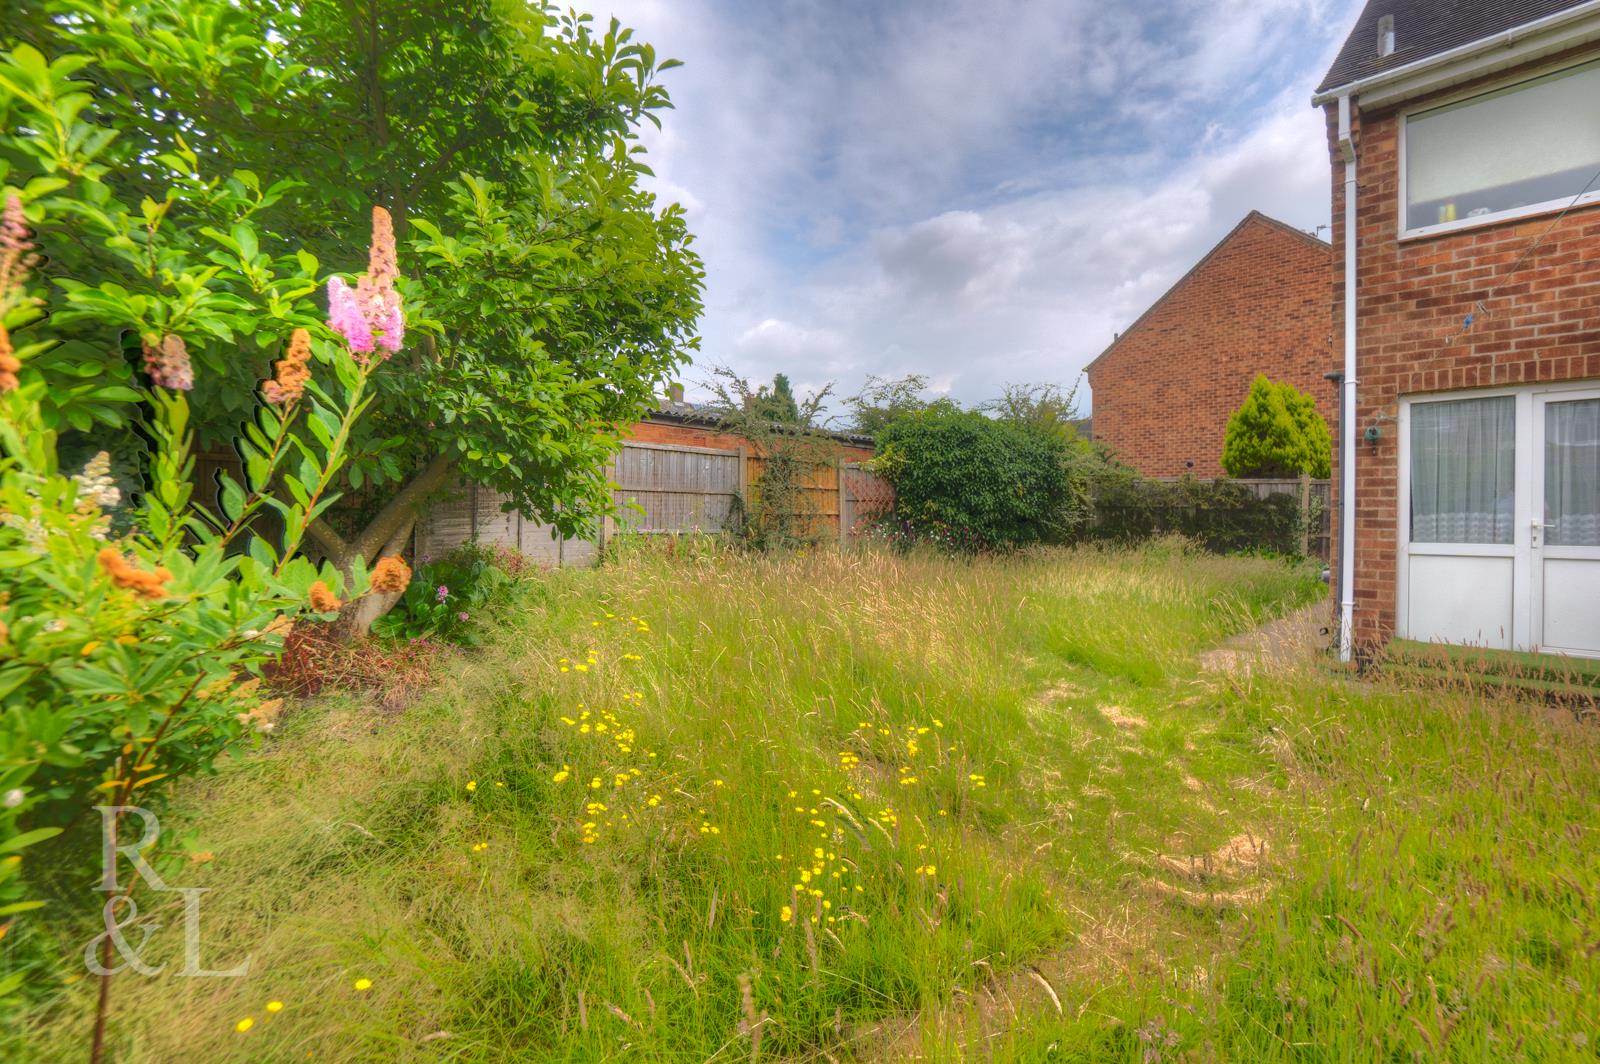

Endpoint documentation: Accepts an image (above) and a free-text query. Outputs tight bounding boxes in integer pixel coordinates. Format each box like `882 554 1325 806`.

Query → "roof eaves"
1313 0 1600 104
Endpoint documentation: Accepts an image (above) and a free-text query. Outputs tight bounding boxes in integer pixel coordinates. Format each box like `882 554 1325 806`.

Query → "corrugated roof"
644 407 876 447
1316 0 1590 93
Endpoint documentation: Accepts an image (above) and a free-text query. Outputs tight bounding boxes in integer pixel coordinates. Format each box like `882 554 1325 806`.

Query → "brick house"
1085 211 1333 478
1317 0 1600 660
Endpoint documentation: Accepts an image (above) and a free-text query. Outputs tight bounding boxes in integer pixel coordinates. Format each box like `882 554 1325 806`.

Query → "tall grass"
16 543 1597 1061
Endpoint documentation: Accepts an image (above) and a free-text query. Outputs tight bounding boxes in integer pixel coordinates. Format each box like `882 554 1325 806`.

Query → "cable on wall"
1444 162 1600 346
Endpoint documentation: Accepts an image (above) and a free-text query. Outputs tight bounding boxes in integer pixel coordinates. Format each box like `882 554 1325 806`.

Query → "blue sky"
600 0 1366 416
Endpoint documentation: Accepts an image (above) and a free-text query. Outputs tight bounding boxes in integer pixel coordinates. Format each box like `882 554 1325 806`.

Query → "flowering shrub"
371 544 527 646
0 191 408 1025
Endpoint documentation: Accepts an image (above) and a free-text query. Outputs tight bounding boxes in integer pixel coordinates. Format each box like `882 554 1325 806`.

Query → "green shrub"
1087 468 1306 555
1221 375 1332 479
875 408 1080 551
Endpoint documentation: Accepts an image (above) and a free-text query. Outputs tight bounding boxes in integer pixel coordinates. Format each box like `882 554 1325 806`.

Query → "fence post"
837 459 848 550
1298 471 1311 557
737 445 750 529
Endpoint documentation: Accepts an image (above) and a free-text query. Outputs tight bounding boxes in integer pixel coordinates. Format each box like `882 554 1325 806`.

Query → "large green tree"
4 0 703 622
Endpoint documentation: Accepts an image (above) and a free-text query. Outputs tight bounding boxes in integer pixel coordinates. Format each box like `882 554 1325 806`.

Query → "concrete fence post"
837 459 848 549
1298 471 1312 557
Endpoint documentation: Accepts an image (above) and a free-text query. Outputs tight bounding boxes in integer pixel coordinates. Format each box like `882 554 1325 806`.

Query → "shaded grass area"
16 543 1600 1061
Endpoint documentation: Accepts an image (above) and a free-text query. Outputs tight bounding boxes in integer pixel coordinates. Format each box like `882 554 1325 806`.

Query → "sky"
598 0 1367 418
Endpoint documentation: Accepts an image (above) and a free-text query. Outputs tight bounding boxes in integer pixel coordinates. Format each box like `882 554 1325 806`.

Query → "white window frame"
1396 378 1600 652
1396 56 1600 241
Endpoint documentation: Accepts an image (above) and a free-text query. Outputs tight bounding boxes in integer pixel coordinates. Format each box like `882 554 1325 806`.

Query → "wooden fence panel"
841 464 895 538
609 441 742 533
1235 478 1332 560
412 440 885 567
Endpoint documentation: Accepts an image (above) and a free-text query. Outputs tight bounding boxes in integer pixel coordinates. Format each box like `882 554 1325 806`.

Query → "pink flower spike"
374 294 404 354
327 276 374 354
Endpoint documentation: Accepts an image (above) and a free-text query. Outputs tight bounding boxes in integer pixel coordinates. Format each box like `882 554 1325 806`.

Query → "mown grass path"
17 545 1600 1062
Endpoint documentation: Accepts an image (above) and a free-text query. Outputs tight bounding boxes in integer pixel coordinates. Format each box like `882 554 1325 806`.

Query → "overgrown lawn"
17 544 1600 1061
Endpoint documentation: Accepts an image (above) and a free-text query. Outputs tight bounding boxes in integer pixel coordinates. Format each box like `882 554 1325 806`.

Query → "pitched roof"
1317 0 1592 93
1084 212 1330 375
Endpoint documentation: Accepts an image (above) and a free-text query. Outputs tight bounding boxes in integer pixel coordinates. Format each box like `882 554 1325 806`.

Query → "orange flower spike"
97 548 171 600
370 555 412 594
0 325 18 393
308 581 341 613
262 328 313 405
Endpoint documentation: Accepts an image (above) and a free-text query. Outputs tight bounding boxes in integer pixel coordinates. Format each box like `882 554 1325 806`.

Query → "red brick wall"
1086 214 1335 478
624 417 876 463
1324 57 1600 648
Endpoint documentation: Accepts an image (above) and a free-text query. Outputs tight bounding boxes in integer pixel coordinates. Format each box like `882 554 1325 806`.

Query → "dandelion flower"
465 780 477 792
552 767 571 783
235 1017 255 1033
354 978 372 991
266 1001 283 1014
780 905 793 923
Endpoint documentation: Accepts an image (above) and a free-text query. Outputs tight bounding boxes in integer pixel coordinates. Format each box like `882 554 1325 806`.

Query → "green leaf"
0 827 63 855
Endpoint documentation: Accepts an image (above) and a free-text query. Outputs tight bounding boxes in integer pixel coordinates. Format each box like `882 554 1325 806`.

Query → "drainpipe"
1336 95 1358 663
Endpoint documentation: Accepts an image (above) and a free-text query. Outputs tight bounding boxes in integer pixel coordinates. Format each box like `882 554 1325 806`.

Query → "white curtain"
1546 398 1600 547
1411 397 1516 544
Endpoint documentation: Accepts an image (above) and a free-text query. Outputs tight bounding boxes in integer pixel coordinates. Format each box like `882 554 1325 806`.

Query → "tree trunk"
307 452 454 635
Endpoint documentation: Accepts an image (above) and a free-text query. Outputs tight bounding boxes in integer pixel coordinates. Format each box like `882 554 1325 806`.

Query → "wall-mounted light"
1364 412 1396 454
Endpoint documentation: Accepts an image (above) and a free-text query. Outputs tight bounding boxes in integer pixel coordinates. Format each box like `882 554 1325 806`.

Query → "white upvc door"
1398 382 1600 659
1531 389 1600 657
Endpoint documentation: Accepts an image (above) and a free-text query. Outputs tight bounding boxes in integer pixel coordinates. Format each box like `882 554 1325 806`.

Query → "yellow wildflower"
266 1001 283 1014
353 978 372 991
235 1017 254 1033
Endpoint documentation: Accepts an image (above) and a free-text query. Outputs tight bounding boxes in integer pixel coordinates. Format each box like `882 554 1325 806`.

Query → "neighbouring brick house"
1318 0 1600 659
1085 211 1334 478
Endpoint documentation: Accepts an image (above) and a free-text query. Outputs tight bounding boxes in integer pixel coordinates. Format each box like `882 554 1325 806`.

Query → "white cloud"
599 0 1365 415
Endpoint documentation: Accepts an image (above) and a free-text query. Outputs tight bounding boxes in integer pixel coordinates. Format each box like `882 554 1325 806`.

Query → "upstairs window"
1403 59 1600 236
